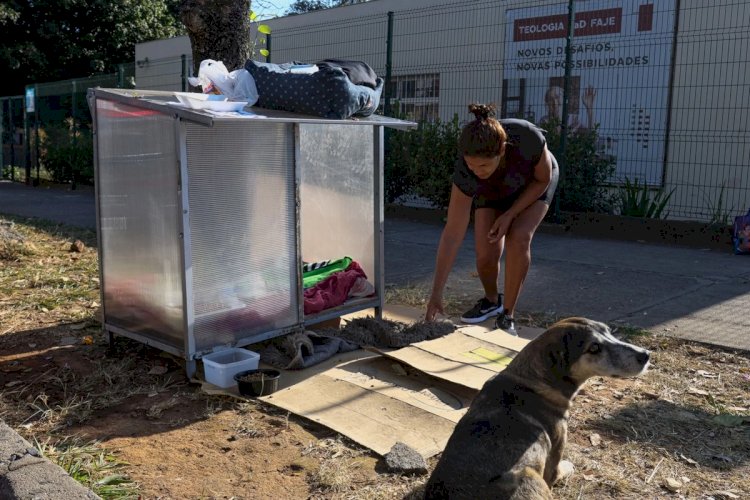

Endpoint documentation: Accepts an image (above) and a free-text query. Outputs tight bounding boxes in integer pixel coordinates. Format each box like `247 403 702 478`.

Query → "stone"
384 442 428 475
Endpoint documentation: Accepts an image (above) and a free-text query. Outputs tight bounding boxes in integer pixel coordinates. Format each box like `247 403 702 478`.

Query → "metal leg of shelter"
185 360 197 380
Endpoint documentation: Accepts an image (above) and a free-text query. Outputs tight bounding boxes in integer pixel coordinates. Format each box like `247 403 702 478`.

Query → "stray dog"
424 317 650 499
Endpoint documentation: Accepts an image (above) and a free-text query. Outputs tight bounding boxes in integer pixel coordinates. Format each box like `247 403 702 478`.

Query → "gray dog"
424 317 650 499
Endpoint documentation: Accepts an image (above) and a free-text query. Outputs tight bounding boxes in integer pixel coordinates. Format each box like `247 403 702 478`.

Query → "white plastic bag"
187 59 259 106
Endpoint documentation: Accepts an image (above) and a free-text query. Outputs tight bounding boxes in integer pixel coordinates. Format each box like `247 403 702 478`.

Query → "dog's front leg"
543 424 567 486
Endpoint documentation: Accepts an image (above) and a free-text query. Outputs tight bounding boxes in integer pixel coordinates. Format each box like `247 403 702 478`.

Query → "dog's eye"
588 343 601 354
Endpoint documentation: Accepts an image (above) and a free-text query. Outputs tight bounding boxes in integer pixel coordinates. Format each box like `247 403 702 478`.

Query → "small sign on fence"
25 86 35 113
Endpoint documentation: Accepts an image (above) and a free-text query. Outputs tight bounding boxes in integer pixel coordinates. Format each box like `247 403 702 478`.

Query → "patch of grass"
0 239 36 261
15 356 185 433
0 215 99 331
610 323 652 338
311 458 360 494
385 283 429 309
384 283 482 318
35 437 140 499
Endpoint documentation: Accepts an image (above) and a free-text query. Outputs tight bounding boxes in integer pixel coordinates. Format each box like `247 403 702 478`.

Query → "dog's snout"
637 350 650 365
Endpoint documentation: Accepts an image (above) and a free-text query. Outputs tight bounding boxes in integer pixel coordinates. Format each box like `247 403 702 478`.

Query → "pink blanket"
303 261 367 314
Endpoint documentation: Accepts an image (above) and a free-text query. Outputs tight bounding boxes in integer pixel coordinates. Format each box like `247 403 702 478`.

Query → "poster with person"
502 1 676 185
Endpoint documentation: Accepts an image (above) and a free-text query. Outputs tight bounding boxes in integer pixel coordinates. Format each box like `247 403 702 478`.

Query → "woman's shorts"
474 153 559 212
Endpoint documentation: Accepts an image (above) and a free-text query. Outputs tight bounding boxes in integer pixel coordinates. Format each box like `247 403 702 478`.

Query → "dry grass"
551 334 750 499
2 214 749 499
385 282 480 317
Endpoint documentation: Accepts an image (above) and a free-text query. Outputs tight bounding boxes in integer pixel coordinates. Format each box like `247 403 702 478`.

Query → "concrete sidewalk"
385 218 750 350
0 180 96 229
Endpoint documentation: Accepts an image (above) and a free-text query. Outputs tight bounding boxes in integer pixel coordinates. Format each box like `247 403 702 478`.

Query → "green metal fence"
1 63 135 186
4 0 749 222
262 0 750 222
0 96 25 182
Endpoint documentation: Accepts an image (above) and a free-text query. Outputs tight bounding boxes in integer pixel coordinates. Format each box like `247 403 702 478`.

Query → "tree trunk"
179 0 252 74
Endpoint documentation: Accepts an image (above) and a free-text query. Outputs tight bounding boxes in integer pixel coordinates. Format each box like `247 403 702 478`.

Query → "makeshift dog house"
87 88 415 376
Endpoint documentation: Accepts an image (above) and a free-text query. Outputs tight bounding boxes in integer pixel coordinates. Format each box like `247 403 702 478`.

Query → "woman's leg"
502 200 549 316
473 207 503 302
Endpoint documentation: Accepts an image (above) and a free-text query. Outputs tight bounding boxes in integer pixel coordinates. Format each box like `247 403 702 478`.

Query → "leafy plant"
703 182 733 227
385 114 617 213
385 113 461 208
542 117 617 214
249 10 270 58
40 119 94 185
618 176 674 219
35 437 140 499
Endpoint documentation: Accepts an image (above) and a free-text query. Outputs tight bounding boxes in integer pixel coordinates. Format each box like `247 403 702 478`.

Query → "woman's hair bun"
468 103 497 121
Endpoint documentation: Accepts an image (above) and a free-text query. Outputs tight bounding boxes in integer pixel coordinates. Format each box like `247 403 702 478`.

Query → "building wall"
135 0 749 221
135 36 192 90
664 0 750 220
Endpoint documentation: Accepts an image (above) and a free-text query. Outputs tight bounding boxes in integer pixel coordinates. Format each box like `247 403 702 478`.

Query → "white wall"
135 36 192 90
664 0 750 220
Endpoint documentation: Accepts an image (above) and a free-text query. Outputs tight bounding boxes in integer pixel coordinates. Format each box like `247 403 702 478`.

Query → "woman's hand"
425 294 445 321
488 213 514 244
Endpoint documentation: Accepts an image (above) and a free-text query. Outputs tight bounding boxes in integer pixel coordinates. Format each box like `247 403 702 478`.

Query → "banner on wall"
502 1 676 184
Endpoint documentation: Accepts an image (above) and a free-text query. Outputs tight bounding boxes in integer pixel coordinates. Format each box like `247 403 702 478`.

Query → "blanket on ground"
260 317 456 370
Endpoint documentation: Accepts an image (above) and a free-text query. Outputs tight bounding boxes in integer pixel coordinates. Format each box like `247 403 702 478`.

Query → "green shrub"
543 118 617 213
385 115 460 208
41 120 94 185
385 115 616 213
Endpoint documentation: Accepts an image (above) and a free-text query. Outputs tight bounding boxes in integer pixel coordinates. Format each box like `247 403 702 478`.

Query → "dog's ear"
548 329 587 381
548 331 572 379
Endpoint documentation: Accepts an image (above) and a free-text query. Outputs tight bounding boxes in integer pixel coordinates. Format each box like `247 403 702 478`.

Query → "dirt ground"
2 215 749 499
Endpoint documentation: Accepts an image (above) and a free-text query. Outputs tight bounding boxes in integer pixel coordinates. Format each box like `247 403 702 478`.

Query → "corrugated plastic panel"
186 121 298 350
299 124 375 283
95 100 184 347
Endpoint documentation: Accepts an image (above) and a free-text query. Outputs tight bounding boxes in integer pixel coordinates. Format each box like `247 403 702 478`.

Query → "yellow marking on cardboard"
462 347 514 368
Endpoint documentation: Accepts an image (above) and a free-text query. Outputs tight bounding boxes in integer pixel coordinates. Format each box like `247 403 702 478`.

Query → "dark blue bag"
733 208 750 254
245 60 383 120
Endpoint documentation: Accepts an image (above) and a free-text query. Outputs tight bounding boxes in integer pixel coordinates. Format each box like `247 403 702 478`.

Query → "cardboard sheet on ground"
200 306 538 458
260 356 476 458
369 326 529 390
258 326 530 458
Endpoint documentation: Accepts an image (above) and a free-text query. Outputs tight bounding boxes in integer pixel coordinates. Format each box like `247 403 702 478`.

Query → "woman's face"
464 146 505 179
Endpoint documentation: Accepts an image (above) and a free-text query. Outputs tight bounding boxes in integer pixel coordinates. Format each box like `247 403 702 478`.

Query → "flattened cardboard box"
261 326 531 458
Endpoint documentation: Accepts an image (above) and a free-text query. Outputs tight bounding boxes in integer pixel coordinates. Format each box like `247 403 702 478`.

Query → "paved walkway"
385 218 749 350
1 179 748 350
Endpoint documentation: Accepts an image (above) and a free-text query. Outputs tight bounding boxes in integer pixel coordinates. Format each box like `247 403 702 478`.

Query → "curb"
385 204 734 252
0 421 100 500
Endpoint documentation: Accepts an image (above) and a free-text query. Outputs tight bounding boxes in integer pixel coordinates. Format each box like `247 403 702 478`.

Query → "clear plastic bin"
202 348 260 388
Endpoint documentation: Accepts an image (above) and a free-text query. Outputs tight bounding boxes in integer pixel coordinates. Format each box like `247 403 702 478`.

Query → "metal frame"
175 116 197 377
88 88 416 376
373 125 385 319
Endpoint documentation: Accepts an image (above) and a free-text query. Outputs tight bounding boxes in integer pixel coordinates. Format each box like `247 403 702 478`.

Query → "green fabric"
302 256 353 289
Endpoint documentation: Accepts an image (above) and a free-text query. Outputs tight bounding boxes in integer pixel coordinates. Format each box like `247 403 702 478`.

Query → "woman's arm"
488 146 553 243
426 184 473 320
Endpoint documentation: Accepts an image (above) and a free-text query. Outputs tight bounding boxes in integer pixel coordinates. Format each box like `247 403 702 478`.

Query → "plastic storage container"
202 348 260 388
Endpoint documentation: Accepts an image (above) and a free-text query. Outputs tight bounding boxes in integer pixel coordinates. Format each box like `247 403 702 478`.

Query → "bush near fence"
385 115 617 216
